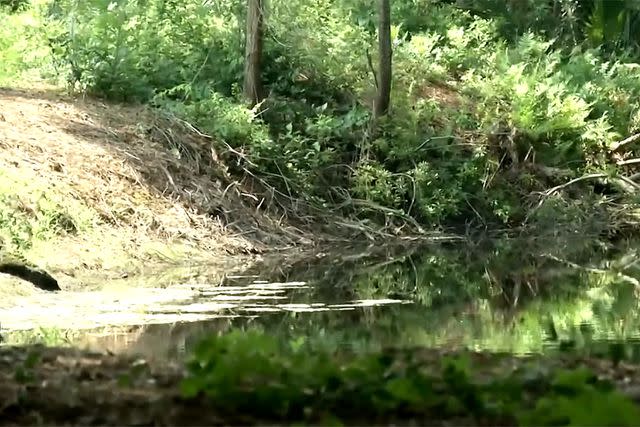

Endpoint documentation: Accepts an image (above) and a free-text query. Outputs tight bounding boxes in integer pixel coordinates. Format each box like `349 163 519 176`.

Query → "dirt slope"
0 86 262 287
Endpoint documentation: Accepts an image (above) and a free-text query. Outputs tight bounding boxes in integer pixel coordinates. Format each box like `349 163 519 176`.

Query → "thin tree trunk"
373 0 391 118
243 0 264 107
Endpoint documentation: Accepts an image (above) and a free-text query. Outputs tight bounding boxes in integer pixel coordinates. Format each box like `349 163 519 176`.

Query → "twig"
611 132 640 152
538 173 607 197
614 176 640 193
366 48 378 90
617 158 640 166
524 173 608 224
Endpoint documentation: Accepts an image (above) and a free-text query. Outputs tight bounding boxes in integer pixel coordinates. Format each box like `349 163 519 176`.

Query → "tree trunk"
243 0 264 107
373 0 391 119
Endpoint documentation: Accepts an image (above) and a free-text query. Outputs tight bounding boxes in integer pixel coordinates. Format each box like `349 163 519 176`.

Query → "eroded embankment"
0 86 313 293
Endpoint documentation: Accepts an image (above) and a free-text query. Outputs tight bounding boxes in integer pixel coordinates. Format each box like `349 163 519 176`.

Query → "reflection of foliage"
235 236 640 357
8 237 640 366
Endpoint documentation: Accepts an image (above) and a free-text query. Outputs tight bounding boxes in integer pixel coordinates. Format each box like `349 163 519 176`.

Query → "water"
3 235 640 361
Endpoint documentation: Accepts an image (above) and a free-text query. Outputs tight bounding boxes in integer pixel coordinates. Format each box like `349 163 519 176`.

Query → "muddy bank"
0 345 217 426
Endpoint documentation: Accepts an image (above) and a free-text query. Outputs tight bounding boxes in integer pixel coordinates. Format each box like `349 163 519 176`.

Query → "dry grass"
0 86 268 279
414 81 464 108
0 85 457 290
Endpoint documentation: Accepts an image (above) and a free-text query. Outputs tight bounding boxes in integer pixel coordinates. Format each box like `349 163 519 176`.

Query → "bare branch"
611 133 640 152
617 158 640 166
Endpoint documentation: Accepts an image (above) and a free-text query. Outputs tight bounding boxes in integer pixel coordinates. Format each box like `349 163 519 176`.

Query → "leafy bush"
47 0 242 100
181 330 640 425
0 0 30 13
32 0 640 229
0 3 58 85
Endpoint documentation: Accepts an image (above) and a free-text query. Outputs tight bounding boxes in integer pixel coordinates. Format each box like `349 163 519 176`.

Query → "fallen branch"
524 173 608 224
617 158 640 166
614 176 640 193
611 132 640 152
537 173 607 198
528 164 573 179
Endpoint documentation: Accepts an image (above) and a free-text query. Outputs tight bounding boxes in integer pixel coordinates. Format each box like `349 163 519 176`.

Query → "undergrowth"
0 0 58 86
181 330 640 426
2 0 640 237
0 169 95 258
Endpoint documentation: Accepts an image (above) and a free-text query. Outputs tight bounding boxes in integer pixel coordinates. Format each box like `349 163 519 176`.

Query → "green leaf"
180 377 203 399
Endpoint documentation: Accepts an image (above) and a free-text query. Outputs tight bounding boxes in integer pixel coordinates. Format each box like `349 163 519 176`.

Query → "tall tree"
374 0 391 119
243 0 264 107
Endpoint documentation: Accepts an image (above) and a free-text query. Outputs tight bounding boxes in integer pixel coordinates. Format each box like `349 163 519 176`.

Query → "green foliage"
13 348 41 384
0 3 58 85
47 0 242 100
182 330 335 418
519 367 640 426
0 170 94 254
266 0 370 102
0 0 30 13
181 330 640 425
455 0 640 54
154 86 270 148
8 0 640 229
585 0 640 52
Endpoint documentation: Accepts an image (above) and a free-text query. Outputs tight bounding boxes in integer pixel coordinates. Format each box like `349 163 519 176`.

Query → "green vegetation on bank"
2 0 640 240
179 329 640 426
5 1 640 425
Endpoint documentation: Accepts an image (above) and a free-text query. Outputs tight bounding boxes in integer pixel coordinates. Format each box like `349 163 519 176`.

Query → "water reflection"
4 236 640 361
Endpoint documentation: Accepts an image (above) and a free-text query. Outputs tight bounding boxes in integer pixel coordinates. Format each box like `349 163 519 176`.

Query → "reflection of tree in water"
237 235 640 354
88 236 640 359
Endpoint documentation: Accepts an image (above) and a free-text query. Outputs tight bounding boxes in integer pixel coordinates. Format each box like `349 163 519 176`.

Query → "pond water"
3 235 640 362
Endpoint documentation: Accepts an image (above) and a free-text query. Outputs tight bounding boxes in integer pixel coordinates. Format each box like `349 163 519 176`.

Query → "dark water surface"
5 236 640 361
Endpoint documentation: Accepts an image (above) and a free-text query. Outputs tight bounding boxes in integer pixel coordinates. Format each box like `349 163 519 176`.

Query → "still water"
3 235 640 361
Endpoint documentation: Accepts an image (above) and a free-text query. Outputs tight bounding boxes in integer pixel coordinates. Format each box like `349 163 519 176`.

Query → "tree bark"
243 0 264 107
373 0 392 118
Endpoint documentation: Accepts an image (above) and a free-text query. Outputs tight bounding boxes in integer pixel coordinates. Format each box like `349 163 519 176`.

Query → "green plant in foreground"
13 348 41 384
518 367 640 426
181 331 640 425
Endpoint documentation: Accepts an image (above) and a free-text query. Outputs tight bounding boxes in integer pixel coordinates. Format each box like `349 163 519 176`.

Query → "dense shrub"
45 0 242 100
23 0 640 229
181 329 640 425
